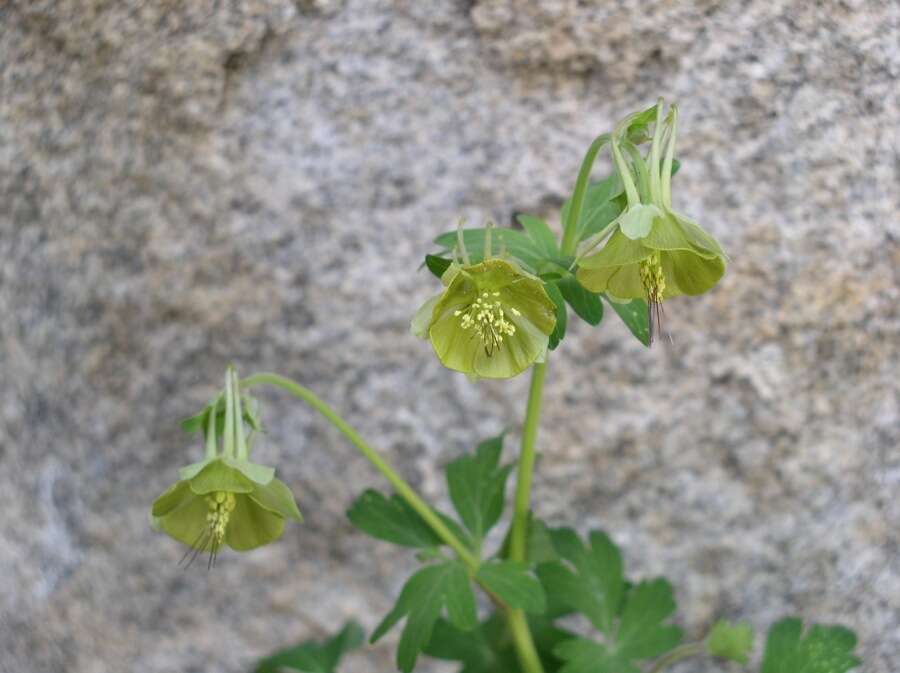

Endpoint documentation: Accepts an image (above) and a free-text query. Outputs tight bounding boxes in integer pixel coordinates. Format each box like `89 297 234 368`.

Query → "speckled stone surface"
1 1 898 672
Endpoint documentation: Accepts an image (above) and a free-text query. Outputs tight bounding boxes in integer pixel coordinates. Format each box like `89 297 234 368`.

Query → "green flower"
151 458 302 564
576 101 726 342
412 256 556 379
151 368 302 566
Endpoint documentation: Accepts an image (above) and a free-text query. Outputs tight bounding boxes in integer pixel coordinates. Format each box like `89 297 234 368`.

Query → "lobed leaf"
254 621 364 673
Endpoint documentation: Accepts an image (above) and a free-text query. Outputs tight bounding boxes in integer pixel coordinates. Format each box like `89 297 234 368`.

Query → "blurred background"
1 1 898 672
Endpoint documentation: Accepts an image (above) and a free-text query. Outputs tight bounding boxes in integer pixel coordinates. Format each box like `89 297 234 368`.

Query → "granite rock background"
1 1 898 671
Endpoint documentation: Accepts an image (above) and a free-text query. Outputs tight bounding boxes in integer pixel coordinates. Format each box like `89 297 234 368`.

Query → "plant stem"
507 609 545 673
560 134 609 257
509 361 547 562
240 372 479 569
504 361 549 673
647 643 705 673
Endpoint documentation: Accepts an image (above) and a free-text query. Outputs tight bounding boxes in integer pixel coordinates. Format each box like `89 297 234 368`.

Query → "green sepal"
179 456 275 485
249 477 303 522
706 620 753 664
187 458 256 495
254 621 365 673
224 493 286 551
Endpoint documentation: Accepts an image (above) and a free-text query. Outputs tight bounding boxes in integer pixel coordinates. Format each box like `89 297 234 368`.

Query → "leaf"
476 561 547 613
557 276 603 326
761 618 861 673
540 530 682 671
517 214 560 257
254 621 364 673
603 295 649 347
425 614 572 673
434 228 544 270
372 561 478 673
707 620 753 664
560 174 625 244
615 579 682 660
545 282 567 350
538 530 624 634
424 254 452 279
347 490 442 549
555 637 631 673
446 434 513 542
180 394 263 436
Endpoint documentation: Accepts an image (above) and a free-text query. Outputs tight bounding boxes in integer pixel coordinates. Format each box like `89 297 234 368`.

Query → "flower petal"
664 250 726 297
225 495 285 551
578 229 652 269
619 204 662 240
157 490 209 548
188 459 255 495
249 478 303 522
151 480 193 517
410 293 442 338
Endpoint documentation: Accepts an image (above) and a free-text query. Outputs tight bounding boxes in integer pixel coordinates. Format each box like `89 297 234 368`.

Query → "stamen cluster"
455 291 519 356
639 252 666 304
206 491 236 544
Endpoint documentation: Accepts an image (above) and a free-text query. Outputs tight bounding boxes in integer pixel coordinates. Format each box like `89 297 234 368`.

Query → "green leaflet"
544 281 568 351
516 214 560 257
180 394 262 436
604 295 650 346
557 276 604 326
707 620 754 664
372 561 478 673
254 621 364 673
433 228 544 270
560 174 625 244
347 490 444 549
424 614 572 673
445 434 513 543
761 618 861 673
539 529 682 671
475 560 546 614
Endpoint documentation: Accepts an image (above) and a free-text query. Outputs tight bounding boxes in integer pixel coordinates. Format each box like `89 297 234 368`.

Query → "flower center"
455 290 518 356
639 252 665 304
206 491 236 545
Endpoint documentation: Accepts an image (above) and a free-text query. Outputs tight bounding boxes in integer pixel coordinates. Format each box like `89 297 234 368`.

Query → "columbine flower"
576 101 726 342
151 368 301 567
412 235 556 378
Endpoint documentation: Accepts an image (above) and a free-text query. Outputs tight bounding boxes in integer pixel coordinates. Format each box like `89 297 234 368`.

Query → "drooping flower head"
576 101 726 343
412 225 557 379
151 368 302 567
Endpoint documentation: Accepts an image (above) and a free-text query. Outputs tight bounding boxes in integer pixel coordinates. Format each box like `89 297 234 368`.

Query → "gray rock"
1 0 897 671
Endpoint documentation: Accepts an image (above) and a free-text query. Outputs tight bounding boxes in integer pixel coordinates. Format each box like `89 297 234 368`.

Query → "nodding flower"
576 101 726 344
412 224 557 379
151 368 302 568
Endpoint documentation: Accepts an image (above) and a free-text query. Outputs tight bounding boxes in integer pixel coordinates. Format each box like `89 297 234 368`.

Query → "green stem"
507 609 545 673
509 362 547 561
647 643 705 673
505 362 548 673
205 397 217 459
560 134 609 257
240 373 479 569
223 368 235 458
233 370 249 460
